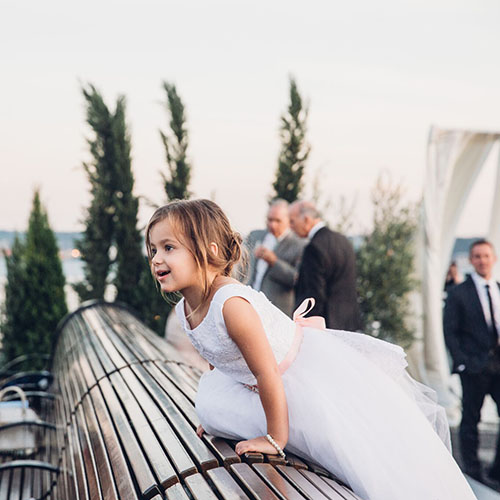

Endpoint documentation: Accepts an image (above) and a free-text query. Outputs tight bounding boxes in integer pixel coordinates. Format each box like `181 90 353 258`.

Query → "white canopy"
418 126 500 407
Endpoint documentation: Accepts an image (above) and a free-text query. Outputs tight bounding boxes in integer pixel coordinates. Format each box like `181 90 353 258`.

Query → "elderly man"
444 239 500 482
289 200 361 331
245 199 306 317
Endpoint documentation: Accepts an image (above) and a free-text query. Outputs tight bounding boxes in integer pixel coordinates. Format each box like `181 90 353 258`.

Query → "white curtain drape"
488 150 500 278
421 127 500 406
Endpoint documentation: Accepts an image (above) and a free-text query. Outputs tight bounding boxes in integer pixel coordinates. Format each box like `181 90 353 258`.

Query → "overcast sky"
1 0 499 237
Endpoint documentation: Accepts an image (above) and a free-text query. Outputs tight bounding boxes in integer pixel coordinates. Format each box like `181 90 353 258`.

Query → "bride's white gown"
176 283 476 500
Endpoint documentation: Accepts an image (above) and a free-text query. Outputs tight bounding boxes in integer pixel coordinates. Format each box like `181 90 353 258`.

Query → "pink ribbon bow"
278 298 326 374
292 297 326 330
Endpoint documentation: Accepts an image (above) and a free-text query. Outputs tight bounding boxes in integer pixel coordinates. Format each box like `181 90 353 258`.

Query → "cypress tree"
356 176 418 349
74 85 117 301
1 236 28 363
160 82 191 201
138 80 194 334
112 96 148 312
1 191 67 368
272 77 310 203
73 84 169 334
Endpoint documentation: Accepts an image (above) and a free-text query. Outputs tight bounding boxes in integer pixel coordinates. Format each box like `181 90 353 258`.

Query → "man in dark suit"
245 199 306 317
444 239 500 482
289 200 361 331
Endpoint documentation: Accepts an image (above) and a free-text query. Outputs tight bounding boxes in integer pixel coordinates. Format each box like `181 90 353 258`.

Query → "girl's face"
149 218 200 293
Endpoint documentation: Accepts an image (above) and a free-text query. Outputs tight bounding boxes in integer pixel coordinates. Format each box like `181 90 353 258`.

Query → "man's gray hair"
269 198 289 210
293 200 321 219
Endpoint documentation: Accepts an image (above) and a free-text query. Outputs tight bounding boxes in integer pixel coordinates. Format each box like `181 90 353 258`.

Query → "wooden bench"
46 301 361 500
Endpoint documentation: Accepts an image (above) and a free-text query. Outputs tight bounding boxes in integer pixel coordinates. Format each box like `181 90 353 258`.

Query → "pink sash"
278 297 326 374
244 298 325 393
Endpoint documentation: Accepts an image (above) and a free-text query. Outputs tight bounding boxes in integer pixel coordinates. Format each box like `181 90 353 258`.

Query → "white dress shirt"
252 230 289 291
307 221 326 240
471 271 500 335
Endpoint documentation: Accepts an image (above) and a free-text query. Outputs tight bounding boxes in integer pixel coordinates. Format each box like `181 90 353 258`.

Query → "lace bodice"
175 283 295 385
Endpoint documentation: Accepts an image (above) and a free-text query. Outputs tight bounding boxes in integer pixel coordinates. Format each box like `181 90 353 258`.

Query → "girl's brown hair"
145 199 243 303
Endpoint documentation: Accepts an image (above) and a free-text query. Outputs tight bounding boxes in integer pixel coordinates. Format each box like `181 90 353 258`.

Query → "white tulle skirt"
196 327 476 500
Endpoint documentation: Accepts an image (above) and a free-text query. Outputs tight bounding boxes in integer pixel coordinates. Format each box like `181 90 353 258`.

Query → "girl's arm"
223 296 289 455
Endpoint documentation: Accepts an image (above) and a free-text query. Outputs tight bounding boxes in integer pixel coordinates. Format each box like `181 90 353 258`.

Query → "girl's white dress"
176 283 476 500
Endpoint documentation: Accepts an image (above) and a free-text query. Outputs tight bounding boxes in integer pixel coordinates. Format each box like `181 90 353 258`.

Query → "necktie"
486 284 498 343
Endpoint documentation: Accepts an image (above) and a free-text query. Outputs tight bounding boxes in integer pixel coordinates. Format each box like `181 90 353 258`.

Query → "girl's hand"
235 436 284 456
196 424 205 438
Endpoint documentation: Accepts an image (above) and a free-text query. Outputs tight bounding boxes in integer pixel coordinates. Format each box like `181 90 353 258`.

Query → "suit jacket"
244 229 306 317
295 226 361 331
443 275 500 374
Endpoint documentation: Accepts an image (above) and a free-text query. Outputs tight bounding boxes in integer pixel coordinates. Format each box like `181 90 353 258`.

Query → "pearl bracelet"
265 433 286 459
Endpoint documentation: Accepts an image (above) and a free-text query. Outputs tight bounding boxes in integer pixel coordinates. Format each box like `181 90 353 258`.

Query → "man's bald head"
289 200 321 238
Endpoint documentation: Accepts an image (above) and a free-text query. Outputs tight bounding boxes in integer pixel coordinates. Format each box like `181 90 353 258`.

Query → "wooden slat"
138 363 223 469
242 452 264 465
301 458 331 477
149 495 164 500
81 395 119 500
98 377 161 499
284 453 308 470
82 310 129 371
68 412 89 500
206 467 251 499
95 318 140 366
63 445 78 500
155 363 197 403
80 332 107 381
176 363 203 387
298 469 350 500
89 386 137 500
66 361 86 417
74 404 102 499
320 476 363 500
104 307 180 361
108 371 178 490
203 435 240 467
184 473 220 500
58 447 70 500
121 367 198 478
68 347 90 404
147 363 198 423
108 320 154 363
61 353 80 417
75 341 99 391
131 364 218 472
252 463 306 499
148 360 239 472
276 465 332 500
165 483 191 500
76 316 115 377
266 454 287 467
230 463 280 500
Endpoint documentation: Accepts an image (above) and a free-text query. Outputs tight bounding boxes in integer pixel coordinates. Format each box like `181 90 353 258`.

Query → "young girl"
146 199 476 500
